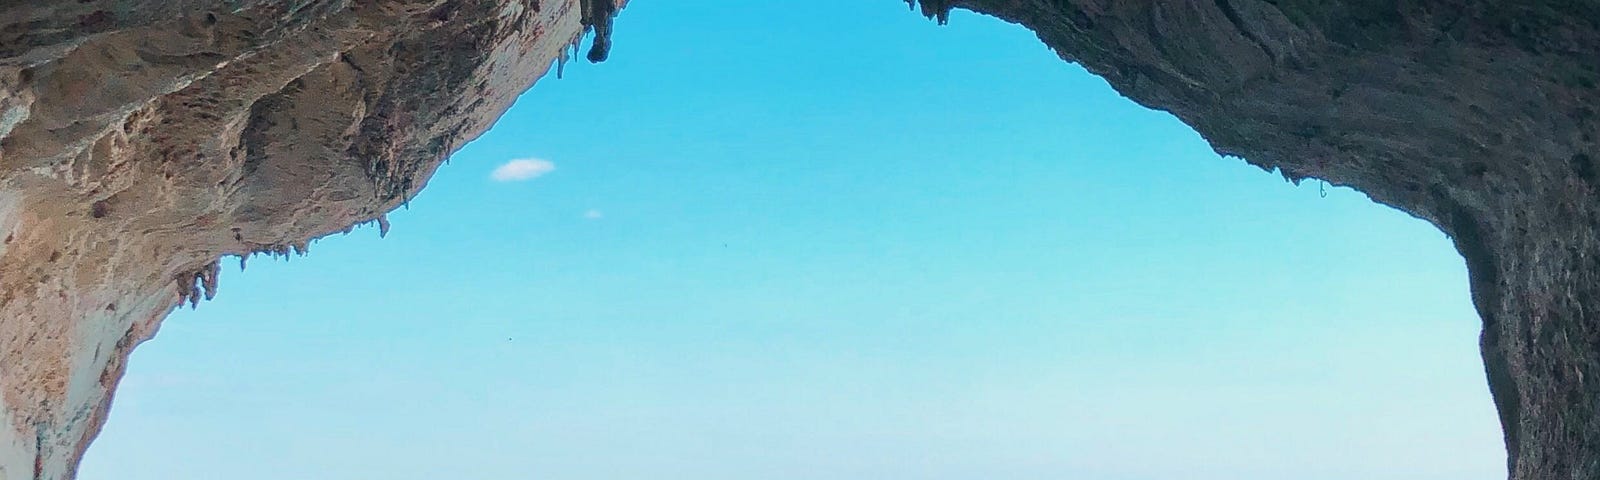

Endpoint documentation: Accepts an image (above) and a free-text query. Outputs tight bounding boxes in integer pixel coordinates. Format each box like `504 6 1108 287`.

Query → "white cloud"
491 158 555 181
583 209 604 220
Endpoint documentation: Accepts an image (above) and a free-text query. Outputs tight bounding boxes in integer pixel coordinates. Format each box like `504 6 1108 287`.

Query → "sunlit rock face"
0 0 1596 479
0 1 621 478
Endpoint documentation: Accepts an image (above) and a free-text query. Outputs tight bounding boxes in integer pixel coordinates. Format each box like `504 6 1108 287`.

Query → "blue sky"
80 2 1502 479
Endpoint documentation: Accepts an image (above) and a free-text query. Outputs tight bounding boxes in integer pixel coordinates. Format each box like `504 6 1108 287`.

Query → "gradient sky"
79 2 1504 479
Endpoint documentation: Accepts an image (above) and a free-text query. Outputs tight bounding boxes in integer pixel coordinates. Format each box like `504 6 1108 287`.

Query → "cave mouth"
66 2 1503 479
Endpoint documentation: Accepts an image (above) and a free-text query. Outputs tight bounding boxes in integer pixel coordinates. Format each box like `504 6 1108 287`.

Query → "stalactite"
174 260 221 308
556 44 568 79
199 261 220 300
906 0 952 24
578 0 619 62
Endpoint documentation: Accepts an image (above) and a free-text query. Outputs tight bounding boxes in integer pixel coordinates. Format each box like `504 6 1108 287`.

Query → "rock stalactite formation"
0 1 621 478
0 1 1595 479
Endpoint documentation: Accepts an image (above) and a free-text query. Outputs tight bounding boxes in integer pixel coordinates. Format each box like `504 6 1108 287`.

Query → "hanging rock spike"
200 261 221 300
578 0 619 62
556 30 583 79
906 0 952 24
174 260 222 308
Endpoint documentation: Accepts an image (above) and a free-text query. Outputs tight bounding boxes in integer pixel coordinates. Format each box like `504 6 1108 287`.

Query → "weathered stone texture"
2 1 1597 478
934 1 1599 477
0 1 620 477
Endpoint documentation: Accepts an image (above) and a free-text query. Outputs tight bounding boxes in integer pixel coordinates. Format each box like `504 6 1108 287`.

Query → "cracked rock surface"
937 2 1600 477
1 1 1596 478
0 1 619 477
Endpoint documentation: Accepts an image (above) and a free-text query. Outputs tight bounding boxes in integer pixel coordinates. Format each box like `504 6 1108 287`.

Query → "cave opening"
7 1 1511 479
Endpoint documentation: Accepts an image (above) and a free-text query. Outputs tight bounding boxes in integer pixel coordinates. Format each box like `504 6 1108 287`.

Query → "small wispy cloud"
583 209 604 220
491 158 555 182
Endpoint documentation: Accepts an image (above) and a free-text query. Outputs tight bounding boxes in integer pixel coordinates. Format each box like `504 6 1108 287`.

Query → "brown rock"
0 0 620 477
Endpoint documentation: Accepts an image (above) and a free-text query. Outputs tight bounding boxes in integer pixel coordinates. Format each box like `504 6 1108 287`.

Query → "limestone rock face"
0 0 1596 479
0 1 619 478
938 2 1600 478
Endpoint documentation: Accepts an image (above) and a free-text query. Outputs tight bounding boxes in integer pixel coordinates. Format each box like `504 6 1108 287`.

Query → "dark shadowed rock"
930 1 1599 477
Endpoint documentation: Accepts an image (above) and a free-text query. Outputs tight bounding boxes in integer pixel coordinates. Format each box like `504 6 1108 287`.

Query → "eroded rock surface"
0 0 1595 479
931 2 1600 478
0 1 620 477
